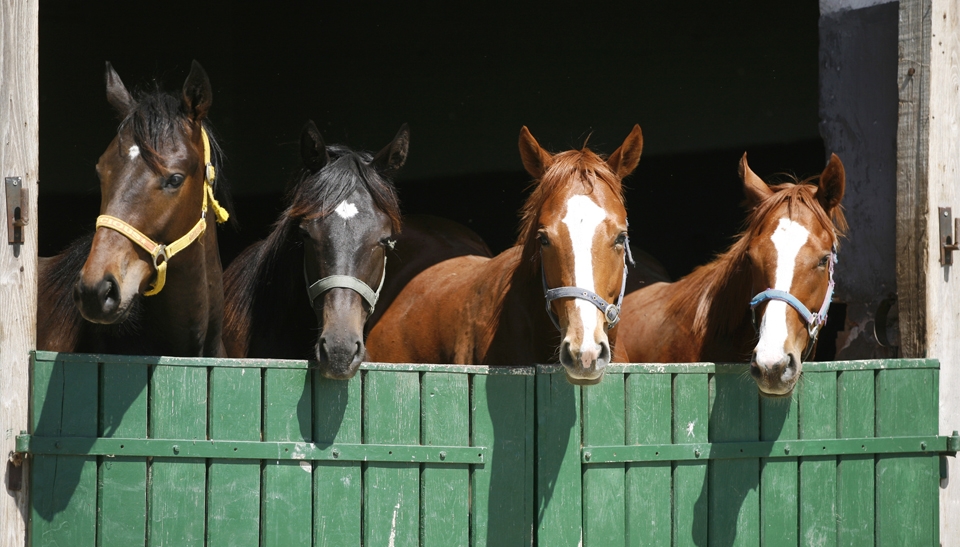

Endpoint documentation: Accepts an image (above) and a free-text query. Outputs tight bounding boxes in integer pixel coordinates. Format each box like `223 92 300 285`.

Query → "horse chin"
750 352 801 398
314 338 364 380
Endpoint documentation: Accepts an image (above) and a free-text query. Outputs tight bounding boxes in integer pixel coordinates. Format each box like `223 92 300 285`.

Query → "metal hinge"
939 207 959 265
5 176 28 245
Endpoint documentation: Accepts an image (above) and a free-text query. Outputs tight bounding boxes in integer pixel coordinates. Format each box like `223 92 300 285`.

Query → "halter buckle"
604 303 620 326
153 244 169 268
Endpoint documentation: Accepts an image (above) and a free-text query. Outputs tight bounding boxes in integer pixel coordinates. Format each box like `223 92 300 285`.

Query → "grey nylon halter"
304 254 388 315
749 244 837 360
541 235 634 331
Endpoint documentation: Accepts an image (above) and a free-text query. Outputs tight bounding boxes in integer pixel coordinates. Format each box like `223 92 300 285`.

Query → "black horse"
223 121 407 379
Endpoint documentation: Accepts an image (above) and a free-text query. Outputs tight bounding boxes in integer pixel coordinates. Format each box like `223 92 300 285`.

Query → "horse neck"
672 246 756 361
225 217 316 358
140 214 225 356
480 246 560 365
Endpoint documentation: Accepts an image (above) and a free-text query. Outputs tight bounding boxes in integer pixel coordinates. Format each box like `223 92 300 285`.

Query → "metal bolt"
584 452 592 461
784 447 790 455
439 451 447 461
172 445 179 455
332 448 340 459
54 442 61 449
694 449 701 459
921 442 927 451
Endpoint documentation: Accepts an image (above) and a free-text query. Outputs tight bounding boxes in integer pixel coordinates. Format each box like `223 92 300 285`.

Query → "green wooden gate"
20 351 956 546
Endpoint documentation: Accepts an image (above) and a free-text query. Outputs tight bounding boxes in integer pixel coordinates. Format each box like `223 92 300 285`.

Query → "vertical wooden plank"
759 388 798 547
582 372 625 546
471 373 534 547
798 370 838 547
262 368 312 547
672 372 708 547
98 363 148 546
363 371 420 547
708 373 760 547
207 366 261 547
536 370 582 547
31 357 98 547
876 367 939 547
420 372 469 547
625 373 671 547
0 0 39 545
836 370 875 546
313 372 362 547
148 365 207 546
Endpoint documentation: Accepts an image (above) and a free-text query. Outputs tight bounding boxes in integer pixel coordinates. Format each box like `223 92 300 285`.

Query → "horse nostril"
99 274 120 314
786 353 797 370
750 360 762 378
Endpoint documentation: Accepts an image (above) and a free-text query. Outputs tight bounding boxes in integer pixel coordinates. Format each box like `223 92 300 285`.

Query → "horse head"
296 121 407 379
519 125 642 385
742 153 846 397
75 60 225 325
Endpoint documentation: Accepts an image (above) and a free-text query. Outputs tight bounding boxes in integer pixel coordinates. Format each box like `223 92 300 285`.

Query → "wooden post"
0 0 39 546
897 0 960 542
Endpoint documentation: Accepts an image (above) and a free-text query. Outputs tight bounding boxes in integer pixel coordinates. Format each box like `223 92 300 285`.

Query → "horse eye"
615 233 627 247
164 174 185 189
538 232 550 247
818 255 830 268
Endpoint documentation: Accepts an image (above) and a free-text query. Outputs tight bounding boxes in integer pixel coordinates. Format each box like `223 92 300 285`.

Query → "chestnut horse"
617 153 846 397
366 126 643 385
38 61 232 356
223 121 408 379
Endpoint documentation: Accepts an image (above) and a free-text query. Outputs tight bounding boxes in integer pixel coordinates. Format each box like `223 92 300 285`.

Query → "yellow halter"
95 127 230 296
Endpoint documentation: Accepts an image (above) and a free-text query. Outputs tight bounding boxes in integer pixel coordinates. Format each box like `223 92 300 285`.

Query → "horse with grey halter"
617 153 846 397
366 126 643 385
222 121 407 379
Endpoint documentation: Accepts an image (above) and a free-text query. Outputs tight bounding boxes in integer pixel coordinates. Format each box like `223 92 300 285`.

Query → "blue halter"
541 235 634 331
749 245 837 359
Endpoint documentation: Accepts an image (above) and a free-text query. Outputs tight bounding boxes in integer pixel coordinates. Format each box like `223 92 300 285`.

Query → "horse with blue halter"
37 61 232 356
617 153 846 397
222 121 408 379
366 126 643 385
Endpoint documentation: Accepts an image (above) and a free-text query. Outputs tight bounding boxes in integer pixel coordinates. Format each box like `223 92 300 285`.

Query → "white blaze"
128 145 140 159
334 200 359 219
755 218 810 366
561 195 606 348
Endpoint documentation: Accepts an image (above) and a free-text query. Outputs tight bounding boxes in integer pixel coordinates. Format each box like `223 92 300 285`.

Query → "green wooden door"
21 353 950 546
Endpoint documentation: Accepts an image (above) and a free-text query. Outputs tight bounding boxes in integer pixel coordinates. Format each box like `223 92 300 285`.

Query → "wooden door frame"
897 0 960 542
0 1 39 546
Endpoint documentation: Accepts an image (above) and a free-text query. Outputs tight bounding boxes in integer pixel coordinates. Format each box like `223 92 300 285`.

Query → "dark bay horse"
617 153 846 397
38 61 232 356
222 121 408 379
366 126 643 385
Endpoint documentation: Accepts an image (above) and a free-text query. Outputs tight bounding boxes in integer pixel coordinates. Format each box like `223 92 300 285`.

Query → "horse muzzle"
559 338 610 385
750 351 800 397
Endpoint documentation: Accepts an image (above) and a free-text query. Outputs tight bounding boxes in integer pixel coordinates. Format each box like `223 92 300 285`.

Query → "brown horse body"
367 126 643 384
618 153 846 396
38 61 230 357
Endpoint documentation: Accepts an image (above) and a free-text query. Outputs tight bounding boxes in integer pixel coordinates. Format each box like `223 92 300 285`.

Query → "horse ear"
518 126 553 179
105 62 134 118
372 123 410 177
300 120 329 172
181 60 213 122
817 153 845 213
606 124 643 178
739 153 773 207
